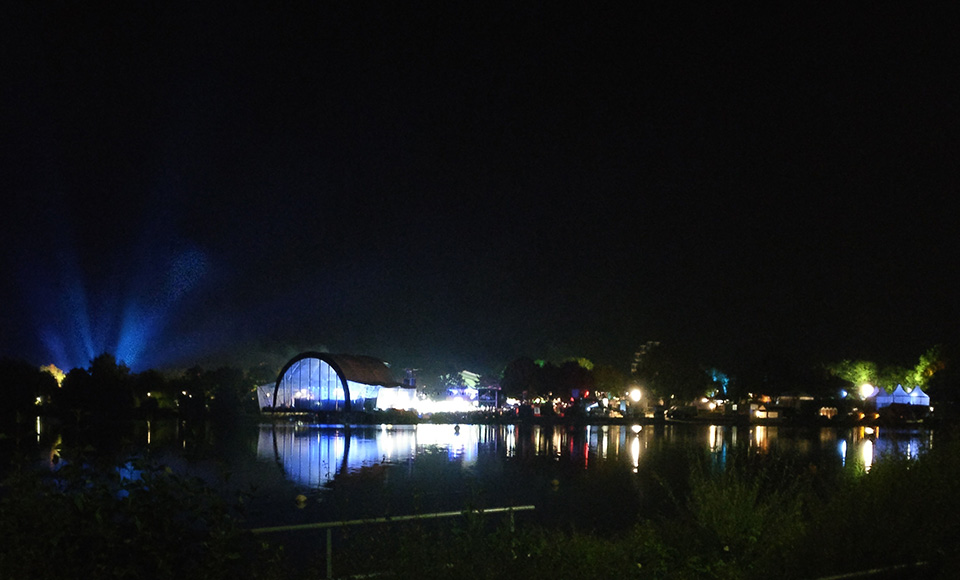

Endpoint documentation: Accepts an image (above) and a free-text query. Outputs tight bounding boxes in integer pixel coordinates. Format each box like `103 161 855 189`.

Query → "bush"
632 452 809 580
631 439 960 580
0 461 286 580
379 514 641 580
791 436 960 579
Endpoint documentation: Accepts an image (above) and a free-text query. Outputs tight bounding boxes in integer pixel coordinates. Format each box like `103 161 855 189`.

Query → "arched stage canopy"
262 352 414 412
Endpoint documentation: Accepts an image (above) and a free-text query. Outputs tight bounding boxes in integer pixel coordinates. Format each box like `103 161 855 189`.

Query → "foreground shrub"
0 462 285 580
381 514 641 580
791 436 960 579
631 437 960 580
631 452 809 580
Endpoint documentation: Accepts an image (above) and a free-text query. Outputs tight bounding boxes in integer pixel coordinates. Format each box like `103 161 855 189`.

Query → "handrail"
250 505 536 579
809 561 929 580
249 504 536 534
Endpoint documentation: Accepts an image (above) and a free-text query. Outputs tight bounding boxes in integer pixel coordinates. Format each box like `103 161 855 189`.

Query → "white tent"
908 385 930 407
892 384 912 405
875 389 893 408
874 384 931 409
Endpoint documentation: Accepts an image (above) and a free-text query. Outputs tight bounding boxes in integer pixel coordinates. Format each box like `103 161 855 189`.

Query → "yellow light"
40 364 66 387
862 440 874 472
859 383 875 399
629 389 642 402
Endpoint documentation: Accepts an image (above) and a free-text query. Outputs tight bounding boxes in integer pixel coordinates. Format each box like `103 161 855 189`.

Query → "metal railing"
251 505 536 579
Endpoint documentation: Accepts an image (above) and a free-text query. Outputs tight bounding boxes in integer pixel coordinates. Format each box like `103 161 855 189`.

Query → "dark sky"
2 3 958 378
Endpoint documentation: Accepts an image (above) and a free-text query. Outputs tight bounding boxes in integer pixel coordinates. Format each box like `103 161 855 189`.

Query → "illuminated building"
262 352 414 412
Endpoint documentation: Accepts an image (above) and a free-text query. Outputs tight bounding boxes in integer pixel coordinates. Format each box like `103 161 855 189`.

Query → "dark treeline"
501 342 960 412
499 357 626 401
0 354 275 428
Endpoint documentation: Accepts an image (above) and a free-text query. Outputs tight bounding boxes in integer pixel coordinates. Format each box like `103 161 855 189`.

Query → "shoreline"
256 408 940 430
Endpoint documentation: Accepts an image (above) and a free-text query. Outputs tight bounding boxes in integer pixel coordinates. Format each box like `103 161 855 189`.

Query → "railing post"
326 527 333 579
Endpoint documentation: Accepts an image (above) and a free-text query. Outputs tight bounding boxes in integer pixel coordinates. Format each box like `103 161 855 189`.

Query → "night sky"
2 3 958 378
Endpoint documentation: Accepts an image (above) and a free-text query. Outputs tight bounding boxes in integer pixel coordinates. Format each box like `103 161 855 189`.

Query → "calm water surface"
29 418 936 529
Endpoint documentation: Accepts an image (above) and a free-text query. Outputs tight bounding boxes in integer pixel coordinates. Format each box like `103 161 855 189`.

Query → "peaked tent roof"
908 385 930 405
892 384 910 403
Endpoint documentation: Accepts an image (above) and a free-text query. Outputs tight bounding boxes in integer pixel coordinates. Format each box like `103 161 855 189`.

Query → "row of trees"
499 357 626 401
497 348 735 405
0 354 272 425
497 347 835 406
497 343 960 408
827 346 944 393
826 345 960 407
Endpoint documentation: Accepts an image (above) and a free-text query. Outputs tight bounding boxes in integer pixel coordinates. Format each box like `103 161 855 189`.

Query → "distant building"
259 352 415 412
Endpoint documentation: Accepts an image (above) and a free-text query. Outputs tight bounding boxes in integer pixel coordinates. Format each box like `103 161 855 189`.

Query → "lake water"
26 417 936 531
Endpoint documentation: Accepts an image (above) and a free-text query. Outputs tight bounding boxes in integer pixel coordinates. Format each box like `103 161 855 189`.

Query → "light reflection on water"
259 424 483 488
28 415 937 509
258 422 936 489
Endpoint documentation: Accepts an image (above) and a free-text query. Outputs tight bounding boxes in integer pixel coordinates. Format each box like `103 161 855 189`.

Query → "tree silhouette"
500 357 539 400
0 358 58 421
557 360 594 400
633 343 711 402
57 354 134 416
